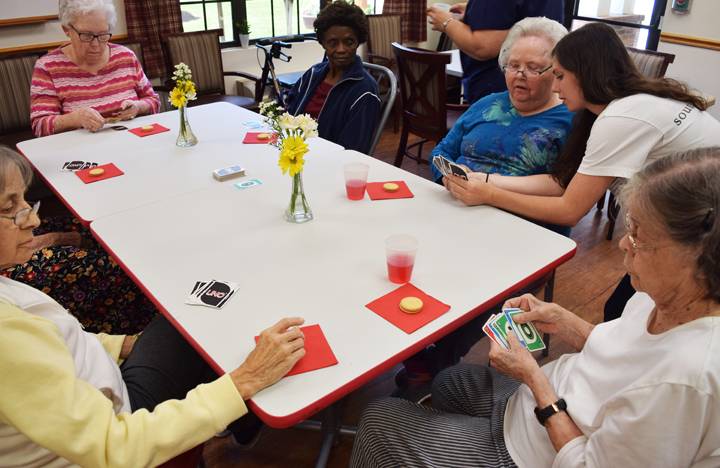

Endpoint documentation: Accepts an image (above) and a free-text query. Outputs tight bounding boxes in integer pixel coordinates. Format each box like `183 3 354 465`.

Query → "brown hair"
548 22 708 188
621 147 720 302
0 146 33 193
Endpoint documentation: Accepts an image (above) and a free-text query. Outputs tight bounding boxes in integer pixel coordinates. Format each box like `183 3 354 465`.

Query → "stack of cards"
186 280 239 309
483 308 546 352
432 154 469 180
63 161 98 172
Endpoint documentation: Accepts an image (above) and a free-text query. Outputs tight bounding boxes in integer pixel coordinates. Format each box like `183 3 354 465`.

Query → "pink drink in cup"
385 234 418 284
343 162 369 200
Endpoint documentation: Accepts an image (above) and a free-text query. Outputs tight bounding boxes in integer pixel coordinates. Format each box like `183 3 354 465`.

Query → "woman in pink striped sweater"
30 0 160 137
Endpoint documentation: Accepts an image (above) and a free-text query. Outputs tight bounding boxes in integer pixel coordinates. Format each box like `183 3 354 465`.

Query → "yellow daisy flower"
278 135 308 176
169 88 187 108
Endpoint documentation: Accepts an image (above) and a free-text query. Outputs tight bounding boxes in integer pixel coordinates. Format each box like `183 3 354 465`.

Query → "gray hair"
498 17 568 68
0 146 33 194
620 147 720 302
59 0 117 30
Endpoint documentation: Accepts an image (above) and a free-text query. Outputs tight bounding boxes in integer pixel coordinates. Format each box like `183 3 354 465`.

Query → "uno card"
503 308 546 352
449 162 469 180
62 161 98 172
186 280 238 309
489 313 513 349
234 178 263 190
482 314 507 349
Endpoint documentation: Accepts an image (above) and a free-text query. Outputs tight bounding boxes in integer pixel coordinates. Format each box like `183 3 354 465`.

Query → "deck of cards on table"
186 280 239 308
483 308 546 352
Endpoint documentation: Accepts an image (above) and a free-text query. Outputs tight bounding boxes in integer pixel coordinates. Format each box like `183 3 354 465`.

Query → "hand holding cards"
483 308 545 352
432 154 469 180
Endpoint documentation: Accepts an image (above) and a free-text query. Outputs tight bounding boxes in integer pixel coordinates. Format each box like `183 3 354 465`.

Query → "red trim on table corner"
88 223 225 376
16 145 93 227
249 246 577 428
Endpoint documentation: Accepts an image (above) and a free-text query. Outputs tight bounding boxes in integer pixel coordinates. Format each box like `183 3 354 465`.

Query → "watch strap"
534 398 567 426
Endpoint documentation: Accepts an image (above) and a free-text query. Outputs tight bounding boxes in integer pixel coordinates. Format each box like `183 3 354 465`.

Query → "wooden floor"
201 127 628 467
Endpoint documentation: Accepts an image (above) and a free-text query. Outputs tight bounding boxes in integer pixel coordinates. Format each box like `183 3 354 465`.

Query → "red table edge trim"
90 222 574 428
249 246 577 428
16 144 93 227
88 224 224 374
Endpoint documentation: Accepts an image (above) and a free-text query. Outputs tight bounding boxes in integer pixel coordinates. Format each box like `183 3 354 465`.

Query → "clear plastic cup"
344 162 369 200
385 234 418 284
433 2 451 11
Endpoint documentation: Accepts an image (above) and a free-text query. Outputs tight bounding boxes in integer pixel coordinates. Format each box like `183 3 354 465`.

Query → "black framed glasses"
69 24 112 43
0 201 40 227
502 63 553 78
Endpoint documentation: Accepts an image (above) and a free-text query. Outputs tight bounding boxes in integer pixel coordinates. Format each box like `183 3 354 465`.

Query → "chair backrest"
436 32 454 52
627 47 675 78
391 42 450 140
0 52 40 135
164 29 225 95
367 15 402 65
123 41 145 69
362 62 397 155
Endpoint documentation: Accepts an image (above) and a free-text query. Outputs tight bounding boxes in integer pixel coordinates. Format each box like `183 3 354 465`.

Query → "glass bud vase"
285 171 313 223
176 105 198 147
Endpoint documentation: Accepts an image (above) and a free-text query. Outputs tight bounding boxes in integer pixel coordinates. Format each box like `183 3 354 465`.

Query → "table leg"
294 399 358 468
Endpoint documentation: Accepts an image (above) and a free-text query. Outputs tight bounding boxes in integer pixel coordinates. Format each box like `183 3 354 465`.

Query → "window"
568 0 668 49
180 0 324 45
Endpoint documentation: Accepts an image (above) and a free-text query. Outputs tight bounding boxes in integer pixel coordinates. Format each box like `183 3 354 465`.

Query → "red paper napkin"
243 132 278 144
128 123 170 137
366 283 451 334
75 163 124 184
254 324 338 376
366 181 414 200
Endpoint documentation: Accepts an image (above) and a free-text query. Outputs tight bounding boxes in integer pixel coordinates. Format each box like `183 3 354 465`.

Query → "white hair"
59 0 117 30
498 17 568 68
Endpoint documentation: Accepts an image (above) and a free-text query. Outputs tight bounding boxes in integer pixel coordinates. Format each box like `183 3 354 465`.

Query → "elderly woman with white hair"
430 17 574 196
352 147 720 467
30 0 159 136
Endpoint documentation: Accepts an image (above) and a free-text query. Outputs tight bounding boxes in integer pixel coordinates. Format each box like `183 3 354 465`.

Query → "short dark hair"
314 1 368 45
621 147 720 302
0 146 33 193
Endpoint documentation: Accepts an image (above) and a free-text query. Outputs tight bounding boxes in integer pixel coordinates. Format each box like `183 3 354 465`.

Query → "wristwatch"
534 398 567 426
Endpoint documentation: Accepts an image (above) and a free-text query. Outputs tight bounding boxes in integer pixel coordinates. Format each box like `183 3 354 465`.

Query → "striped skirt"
351 364 520 467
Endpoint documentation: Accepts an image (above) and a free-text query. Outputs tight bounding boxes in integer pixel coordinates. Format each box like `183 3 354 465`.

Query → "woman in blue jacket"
285 1 381 154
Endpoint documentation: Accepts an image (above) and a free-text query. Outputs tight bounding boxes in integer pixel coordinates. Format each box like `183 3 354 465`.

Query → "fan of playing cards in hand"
432 155 470 180
483 308 546 352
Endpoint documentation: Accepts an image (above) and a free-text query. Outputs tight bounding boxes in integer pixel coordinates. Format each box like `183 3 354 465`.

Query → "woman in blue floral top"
432 18 574 189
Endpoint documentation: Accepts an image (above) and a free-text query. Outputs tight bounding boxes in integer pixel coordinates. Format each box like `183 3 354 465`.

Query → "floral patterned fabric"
1 216 156 334
430 91 574 182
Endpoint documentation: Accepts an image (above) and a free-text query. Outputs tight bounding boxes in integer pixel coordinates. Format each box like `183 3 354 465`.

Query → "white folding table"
17 102 343 223
89 148 576 429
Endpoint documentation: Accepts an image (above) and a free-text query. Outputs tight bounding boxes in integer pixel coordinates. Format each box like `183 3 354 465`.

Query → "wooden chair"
163 29 262 109
596 47 676 240
0 52 41 148
391 43 467 168
367 14 402 69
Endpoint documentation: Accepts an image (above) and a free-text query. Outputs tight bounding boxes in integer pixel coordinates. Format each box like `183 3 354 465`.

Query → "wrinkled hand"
450 2 466 16
426 6 452 31
503 293 566 336
231 317 306 399
30 231 83 250
71 107 105 132
112 100 142 121
488 328 539 383
444 174 493 206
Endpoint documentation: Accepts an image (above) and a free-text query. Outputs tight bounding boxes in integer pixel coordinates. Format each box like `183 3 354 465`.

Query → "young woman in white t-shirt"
443 22 720 227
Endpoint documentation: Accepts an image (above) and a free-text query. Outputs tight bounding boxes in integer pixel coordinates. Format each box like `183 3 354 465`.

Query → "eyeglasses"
69 24 112 43
0 201 40 227
502 63 553 78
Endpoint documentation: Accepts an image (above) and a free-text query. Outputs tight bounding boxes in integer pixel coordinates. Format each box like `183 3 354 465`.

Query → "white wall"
658 0 720 118
0 0 126 50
